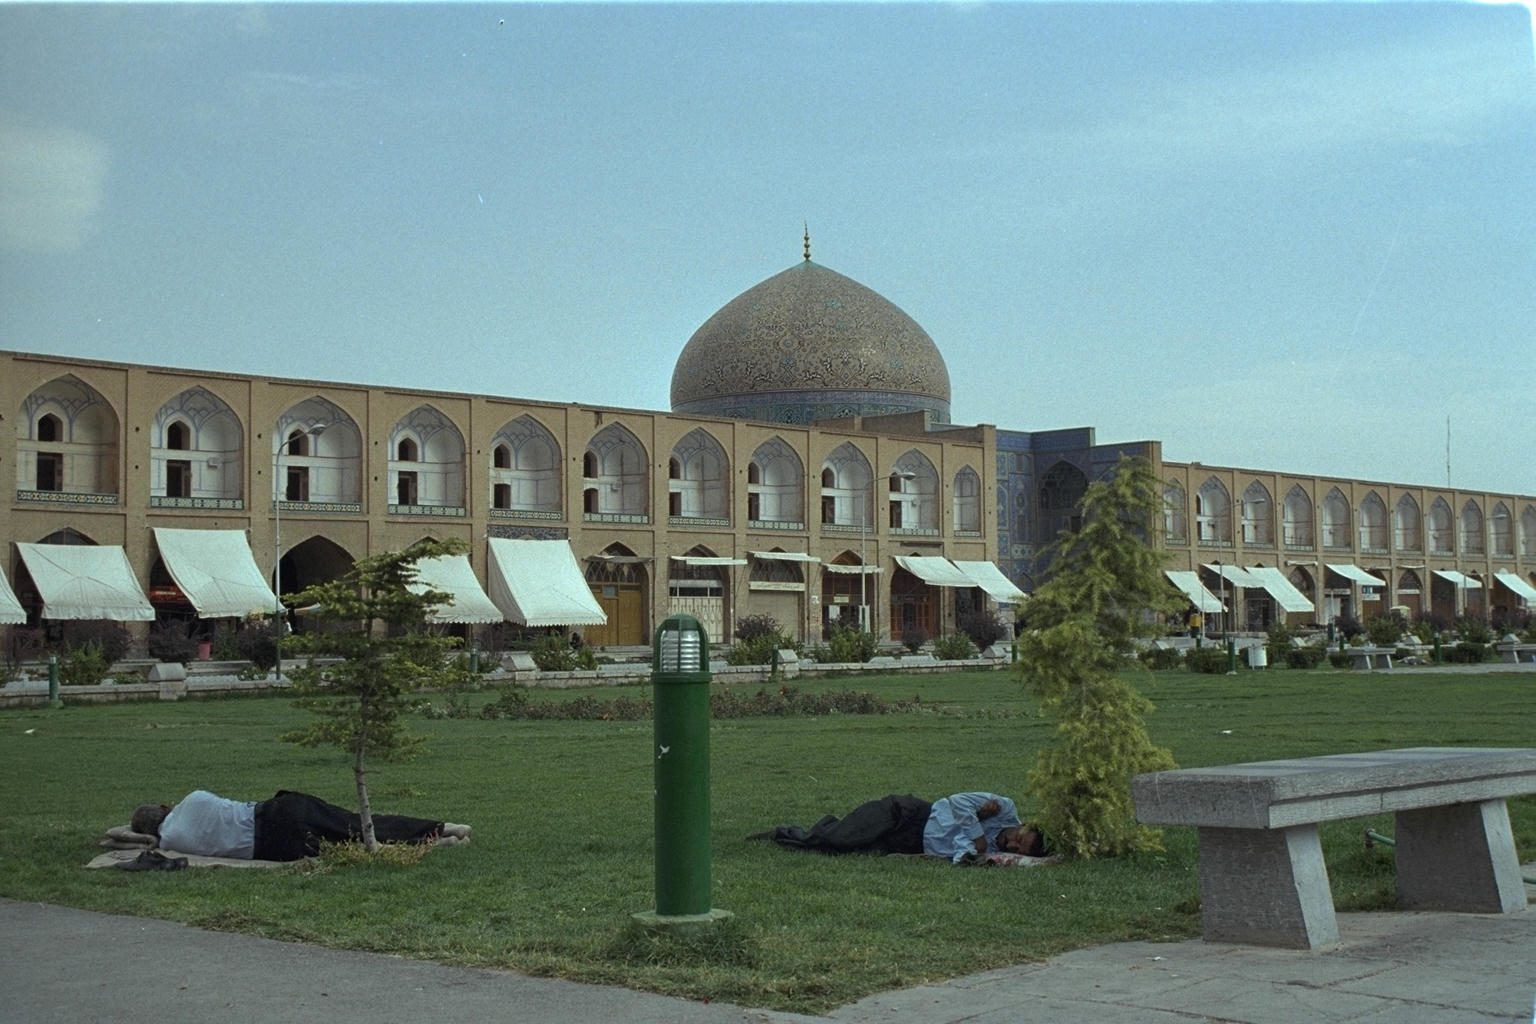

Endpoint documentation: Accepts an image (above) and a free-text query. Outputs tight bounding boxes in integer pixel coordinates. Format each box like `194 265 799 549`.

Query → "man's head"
995 825 1048 857
131 804 170 838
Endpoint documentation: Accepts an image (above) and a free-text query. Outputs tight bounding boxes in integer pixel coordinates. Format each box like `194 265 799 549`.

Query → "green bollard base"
630 908 734 933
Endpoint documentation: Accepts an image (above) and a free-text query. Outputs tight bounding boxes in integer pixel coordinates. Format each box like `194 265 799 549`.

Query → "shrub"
1285 646 1327 669
900 628 928 654
956 608 1006 650
818 625 876 663
1455 616 1493 645
59 642 110 686
235 621 280 671
1327 651 1353 669
210 623 240 661
734 614 782 643
530 632 578 671
1443 641 1488 664
931 632 977 660
726 633 781 666
60 619 133 665
1335 615 1364 641
1139 646 1183 670
1186 646 1230 674
147 619 199 664
1365 614 1405 649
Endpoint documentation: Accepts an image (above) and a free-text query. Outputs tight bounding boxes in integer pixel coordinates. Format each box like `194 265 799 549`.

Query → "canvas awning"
151 528 279 619
410 553 504 624
822 563 881 575
1493 571 1536 603
488 539 606 627
16 543 155 621
669 556 747 566
750 551 820 563
1433 569 1483 589
952 560 1028 604
893 555 976 588
1326 564 1386 590
1243 566 1316 614
1202 563 1261 588
0 565 25 625
1164 570 1226 614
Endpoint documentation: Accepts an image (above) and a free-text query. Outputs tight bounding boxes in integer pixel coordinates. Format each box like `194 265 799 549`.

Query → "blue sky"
3 2 1532 495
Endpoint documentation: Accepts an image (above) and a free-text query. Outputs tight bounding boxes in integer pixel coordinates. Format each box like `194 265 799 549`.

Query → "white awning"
1164 570 1226 614
893 555 976 588
1433 569 1483 589
1244 566 1316 614
750 551 820 563
488 539 607 627
1493 571 1536 603
16 543 155 621
410 553 504 624
152 528 279 619
1326 564 1386 589
1202 563 1262 588
0 565 25 625
669 556 747 566
822 563 881 575
952 561 1028 604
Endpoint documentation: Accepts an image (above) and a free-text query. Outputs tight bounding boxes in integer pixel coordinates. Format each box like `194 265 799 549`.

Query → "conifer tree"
279 538 473 852
1015 455 1181 858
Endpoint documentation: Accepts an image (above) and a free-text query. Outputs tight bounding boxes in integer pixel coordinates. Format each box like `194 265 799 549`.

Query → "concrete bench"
1493 641 1536 664
1131 747 1536 949
1345 646 1395 670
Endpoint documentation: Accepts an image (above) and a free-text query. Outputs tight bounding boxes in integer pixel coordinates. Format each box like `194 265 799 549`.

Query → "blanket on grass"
86 826 288 869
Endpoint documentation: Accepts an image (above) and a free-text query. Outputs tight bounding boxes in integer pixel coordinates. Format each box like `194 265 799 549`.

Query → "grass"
2 667 1533 1014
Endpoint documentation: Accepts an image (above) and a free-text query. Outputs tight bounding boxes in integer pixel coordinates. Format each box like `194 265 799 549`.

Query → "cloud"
0 119 109 253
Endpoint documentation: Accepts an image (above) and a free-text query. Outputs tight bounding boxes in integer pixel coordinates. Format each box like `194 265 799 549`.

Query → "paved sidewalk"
3 894 1532 1024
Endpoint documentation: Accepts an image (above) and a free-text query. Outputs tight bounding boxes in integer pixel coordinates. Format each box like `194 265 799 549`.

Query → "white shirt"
158 790 256 858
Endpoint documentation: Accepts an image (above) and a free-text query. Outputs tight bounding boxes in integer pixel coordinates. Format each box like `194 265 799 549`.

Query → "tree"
1015 455 1181 859
279 538 474 852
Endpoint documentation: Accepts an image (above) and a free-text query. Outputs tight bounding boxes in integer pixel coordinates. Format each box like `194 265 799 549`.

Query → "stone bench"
1345 646 1395 670
1493 641 1536 664
1131 747 1536 949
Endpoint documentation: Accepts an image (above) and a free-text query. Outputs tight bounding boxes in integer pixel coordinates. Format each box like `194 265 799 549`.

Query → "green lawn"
3 667 1532 1014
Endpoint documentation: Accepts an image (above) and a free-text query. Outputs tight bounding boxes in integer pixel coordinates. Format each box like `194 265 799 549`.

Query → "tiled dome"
670 258 951 425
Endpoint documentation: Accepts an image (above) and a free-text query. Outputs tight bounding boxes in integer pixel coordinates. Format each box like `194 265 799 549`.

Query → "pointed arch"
890 449 938 532
819 442 873 527
668 428 729 520
1282 485 1313 548
1163 480 1188 544
1393 494 1421 553
748 437 803 526
1195 476 1231 545
1320 487 1351 549
274 396 362 508
17 375 120 498
1458 499 1485 555
584 423 649 517
1521 505 1536 559
1358 491 1388 552
388 405 466 512
151 386 243 504
1240 481 1273 546
489 414 561 515
1489 502 1513 557
953 466 981 534
1427 497 1454 555
1040 460 1089 543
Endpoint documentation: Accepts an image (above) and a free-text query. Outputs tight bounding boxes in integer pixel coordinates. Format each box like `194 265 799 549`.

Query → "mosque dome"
670 249 951 425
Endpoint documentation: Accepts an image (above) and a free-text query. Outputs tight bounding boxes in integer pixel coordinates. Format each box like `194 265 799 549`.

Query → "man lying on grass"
130 790 472 861
750 792 1049 862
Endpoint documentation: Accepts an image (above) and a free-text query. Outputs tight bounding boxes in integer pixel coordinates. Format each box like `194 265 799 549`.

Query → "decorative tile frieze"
387 503 466 518
150 496 244 510
17 489 119 507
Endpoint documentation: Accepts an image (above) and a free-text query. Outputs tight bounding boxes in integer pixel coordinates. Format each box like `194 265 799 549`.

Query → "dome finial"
803 222 811 261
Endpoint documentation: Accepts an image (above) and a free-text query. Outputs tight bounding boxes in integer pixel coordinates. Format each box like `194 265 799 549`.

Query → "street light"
273 422 327 680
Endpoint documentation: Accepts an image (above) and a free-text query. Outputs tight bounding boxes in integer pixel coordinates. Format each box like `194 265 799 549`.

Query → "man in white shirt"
749 792 1046 862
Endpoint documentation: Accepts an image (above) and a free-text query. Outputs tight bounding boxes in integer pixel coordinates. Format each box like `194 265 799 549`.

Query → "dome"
670 258 951 425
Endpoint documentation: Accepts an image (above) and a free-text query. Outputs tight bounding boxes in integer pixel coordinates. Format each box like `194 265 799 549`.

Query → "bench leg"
1197 825 1339 949
1395 799 1525 913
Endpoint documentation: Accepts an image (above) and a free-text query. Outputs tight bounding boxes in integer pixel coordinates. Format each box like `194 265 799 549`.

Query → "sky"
2 1 1533 497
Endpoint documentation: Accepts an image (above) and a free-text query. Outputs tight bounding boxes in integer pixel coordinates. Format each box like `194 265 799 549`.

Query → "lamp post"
634 614 731 930
273 422 326 680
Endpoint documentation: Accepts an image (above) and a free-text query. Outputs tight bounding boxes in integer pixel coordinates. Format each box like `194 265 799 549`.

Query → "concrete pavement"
3 884 1532 1024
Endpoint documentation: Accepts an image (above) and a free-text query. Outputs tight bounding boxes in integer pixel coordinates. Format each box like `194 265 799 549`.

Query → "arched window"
890 450 938 531
748 438 802 525
1490 502 1513 557
953 467 981 533
488 415 561 514
1459 500 1484 556
493 444 511 469
1195 477 1231 544
1521 505 1536 559
1039 461 1088 542
388 406 466 511
1427 498 1453 554
1240 481 1272 545
1320 488 1351 549
1163 481 1188 544
167 421 190 450
37 414 61 443
583 423 648 516
668 428 728 519
1393 495 1421 552
397 438 418 461
819 443 872 528
1358 492 1387 552
1283 486 1314 548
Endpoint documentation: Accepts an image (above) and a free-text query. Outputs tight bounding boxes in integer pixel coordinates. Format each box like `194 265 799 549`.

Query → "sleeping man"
749 791 1047 862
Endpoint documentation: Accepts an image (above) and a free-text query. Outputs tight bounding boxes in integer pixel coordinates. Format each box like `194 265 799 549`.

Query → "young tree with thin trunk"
1015 455 1181 859
279 538 474 852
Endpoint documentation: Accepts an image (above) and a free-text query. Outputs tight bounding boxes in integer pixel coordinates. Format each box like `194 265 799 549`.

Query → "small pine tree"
1015 455 1181 859
279 538 474 852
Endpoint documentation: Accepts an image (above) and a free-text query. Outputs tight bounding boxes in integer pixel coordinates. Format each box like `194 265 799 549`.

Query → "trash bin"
1245 645 1268 669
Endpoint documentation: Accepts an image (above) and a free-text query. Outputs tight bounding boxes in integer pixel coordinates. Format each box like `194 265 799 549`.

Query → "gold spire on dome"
803 223 811 261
